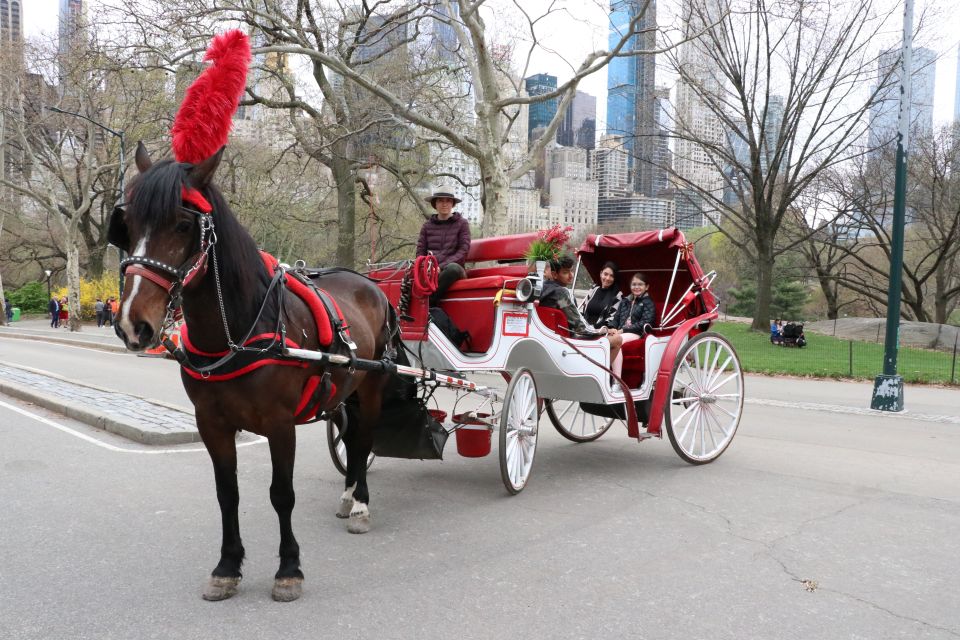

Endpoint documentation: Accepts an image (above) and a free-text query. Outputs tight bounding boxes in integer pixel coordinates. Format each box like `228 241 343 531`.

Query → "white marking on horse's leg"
336 483 356 518
120 234 149 339
347 501 370 534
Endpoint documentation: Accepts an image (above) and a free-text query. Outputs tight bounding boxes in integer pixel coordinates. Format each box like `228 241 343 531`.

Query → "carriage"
111 30 745 600
313 228 745 494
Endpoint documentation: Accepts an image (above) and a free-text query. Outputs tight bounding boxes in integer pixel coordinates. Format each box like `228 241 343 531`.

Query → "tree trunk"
66 240 82 332
0 211 6 326
751 247 774 331
814 267 839 319
480 167 510 237
332 155 356 268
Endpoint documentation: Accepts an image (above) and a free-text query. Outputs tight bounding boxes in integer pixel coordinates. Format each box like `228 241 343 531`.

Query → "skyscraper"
954 45 960 124
525 73 558 139
868 47 936 150
557 90 597 153
59 0 83 84
606 0 657 195
673 0 725 226
0 0 23 47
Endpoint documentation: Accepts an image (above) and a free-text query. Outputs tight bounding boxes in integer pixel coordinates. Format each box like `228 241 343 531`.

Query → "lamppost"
870 0 913 412
46 106 126 296
44 269 52 300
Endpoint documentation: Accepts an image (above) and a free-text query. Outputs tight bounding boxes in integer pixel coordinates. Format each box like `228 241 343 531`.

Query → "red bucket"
427 409 447 423
452 413 493 457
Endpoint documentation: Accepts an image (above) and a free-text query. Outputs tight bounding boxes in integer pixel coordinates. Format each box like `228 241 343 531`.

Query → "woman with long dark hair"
578 261 622 329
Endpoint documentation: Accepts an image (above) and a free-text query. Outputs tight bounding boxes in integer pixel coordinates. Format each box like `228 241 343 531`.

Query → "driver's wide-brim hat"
425 185 462 205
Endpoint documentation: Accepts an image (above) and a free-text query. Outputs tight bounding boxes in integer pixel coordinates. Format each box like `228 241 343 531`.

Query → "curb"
0 377 200 446
0 330 129 353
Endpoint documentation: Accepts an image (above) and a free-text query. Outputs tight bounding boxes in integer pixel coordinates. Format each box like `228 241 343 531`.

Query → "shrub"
52 273 120 320
9 282 49 313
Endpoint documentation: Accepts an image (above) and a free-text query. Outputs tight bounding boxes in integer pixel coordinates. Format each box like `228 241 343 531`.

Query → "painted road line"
0 398 266 454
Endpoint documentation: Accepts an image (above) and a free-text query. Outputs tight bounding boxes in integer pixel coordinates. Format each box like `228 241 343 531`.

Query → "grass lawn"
711 321 958 385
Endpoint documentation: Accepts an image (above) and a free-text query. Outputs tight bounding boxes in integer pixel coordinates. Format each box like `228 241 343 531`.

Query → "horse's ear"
108 206 130 252
135 141 152 174
188 146 225 189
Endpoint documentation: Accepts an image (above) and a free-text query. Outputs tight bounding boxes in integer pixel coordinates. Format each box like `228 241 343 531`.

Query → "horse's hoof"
272 577 303 602
336 497 352 519
202 575 241 601
347 503 370 534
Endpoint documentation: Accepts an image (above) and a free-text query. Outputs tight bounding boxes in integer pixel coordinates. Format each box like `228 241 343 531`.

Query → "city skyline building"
672 0 725 228
868 46 936 151
1 0 23 46
605 0 658 196
525 73 558 140
955 45 960 124
58 0 82 83
557 90 597 153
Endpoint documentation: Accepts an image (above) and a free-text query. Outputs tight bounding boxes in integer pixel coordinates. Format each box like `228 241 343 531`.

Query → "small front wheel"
665 332 743 464
326 405 375 476
545 399 616 443
499 368 539 494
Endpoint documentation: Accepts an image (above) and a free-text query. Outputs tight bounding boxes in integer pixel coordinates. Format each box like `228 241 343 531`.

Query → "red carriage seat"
534 305 568 334
441 275 520 353
618 299 659 390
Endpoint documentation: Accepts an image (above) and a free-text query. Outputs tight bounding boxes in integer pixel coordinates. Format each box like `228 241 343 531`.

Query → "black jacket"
613 292 656 335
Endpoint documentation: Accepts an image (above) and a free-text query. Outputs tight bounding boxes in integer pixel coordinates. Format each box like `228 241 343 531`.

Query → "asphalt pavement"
1 316 959 638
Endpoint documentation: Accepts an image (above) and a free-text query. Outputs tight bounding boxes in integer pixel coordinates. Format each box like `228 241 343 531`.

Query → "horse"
109 143 395 602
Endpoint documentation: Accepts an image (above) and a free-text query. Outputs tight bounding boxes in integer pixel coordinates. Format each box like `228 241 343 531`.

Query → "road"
1 335 959 639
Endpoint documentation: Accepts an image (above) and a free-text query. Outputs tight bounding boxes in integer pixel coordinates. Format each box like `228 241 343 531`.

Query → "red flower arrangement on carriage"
525 224 575 267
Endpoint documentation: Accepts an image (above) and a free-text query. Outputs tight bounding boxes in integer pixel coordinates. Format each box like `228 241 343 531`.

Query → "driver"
416 184 471 306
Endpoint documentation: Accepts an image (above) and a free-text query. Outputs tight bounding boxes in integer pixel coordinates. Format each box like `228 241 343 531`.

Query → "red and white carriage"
322 228 744 494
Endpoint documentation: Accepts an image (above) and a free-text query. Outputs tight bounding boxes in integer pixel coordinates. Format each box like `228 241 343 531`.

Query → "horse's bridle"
118 187 218 328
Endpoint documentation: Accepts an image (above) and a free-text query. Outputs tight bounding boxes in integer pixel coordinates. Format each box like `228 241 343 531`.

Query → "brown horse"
110 143 395 602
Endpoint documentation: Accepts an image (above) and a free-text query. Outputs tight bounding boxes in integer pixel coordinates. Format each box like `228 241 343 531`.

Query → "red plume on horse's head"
171 30 251 165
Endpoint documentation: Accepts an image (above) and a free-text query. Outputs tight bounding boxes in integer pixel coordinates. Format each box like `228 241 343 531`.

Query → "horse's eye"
175 220 192 234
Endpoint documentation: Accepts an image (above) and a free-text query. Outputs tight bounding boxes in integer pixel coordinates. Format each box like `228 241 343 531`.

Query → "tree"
814 128 960 324
106 0 683 266
0 29 170 329
658 0 897 331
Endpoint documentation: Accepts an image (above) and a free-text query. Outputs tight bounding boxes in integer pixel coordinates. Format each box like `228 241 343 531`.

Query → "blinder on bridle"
113 186 217 308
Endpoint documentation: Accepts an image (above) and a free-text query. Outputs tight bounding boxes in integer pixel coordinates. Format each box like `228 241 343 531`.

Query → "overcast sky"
25 0 960 133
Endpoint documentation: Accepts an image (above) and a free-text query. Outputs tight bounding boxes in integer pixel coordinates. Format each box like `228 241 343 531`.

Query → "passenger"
540 254 623 380
579 260 622 329
610 273 656 379
417 184 471 306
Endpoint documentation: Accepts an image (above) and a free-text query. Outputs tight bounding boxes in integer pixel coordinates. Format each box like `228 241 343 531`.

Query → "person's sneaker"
611 382 622 394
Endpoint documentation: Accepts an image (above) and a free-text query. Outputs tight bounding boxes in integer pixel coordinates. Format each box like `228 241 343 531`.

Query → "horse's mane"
129 160 269 324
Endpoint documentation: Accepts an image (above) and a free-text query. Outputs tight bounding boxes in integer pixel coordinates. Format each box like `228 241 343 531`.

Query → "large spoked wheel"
665 332 744 464
325 405 375 476
545 400 616 443
499 368 540 494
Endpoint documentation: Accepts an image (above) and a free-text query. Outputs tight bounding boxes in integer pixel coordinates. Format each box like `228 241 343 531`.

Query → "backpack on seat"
429 307 471 350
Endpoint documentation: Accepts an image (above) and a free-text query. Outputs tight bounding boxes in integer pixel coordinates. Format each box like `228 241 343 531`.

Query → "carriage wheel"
498 368 539 494
665 332 743 465
545 400 616 443
325 405 375 477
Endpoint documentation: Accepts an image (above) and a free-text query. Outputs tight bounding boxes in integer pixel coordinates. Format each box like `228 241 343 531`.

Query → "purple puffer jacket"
415 212 471 267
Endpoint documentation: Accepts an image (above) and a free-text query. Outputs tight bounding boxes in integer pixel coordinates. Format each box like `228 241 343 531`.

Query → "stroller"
780 322 806 348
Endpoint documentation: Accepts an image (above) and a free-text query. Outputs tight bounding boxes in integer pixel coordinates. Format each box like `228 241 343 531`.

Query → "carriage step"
637 431 656 441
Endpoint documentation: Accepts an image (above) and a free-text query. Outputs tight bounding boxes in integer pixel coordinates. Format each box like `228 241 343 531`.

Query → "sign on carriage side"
501 312 529 337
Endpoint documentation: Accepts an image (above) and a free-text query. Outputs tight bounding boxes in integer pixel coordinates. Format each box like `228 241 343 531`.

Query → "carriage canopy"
575 228 717 323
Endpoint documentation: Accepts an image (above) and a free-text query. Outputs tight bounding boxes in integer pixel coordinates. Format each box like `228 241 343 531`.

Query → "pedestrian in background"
4 297 12 324
49 297 60 328
109 297 119 325
59 297 69 328
95 297 105 327
103 297 113 326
